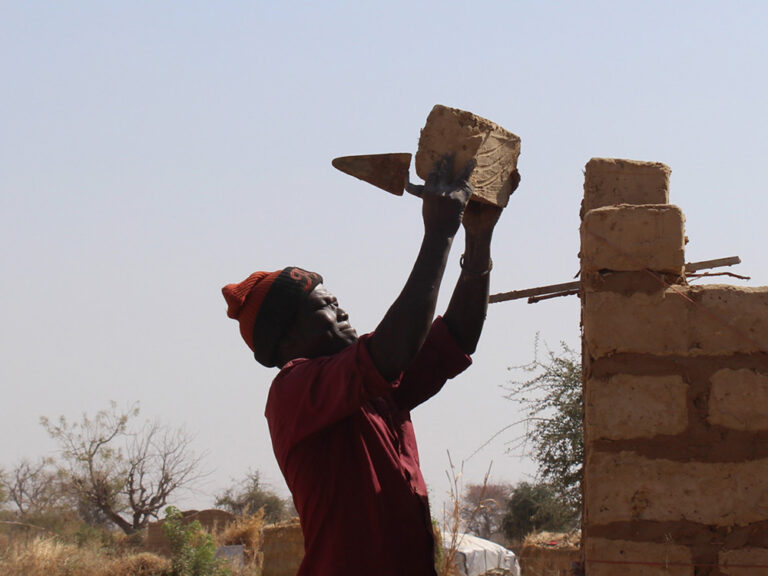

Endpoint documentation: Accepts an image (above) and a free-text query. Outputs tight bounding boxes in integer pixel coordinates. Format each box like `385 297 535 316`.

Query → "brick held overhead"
582 157 671 216
415 104 520 208
580 204 686 275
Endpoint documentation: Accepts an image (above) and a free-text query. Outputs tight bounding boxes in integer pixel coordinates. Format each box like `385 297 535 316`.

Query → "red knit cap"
222 267 323 366
222 270 283 353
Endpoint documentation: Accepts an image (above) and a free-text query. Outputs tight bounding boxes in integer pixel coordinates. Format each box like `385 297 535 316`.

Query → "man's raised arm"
367 155 473 381
442 171 520 355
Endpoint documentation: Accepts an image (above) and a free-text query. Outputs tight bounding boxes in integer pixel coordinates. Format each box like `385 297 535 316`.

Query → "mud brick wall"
580 158 768 575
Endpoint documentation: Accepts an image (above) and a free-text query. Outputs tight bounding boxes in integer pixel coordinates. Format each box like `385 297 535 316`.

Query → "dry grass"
522 530 581 549
437 453 494 576
0 535 171 576
0 510 270 576
216 508 266 567
108 552 171 576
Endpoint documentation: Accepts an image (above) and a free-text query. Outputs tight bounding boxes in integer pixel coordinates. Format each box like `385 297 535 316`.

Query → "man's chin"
342 331 358 345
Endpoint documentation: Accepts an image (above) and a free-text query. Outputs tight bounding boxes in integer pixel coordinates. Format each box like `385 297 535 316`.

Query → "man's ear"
275 328 296 368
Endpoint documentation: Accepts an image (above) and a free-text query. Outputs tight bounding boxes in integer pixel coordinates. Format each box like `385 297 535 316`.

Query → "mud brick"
709 369 768 431
585 451 768 526
719 548 768 576
584 538 693 576
582 157 671 215
581 204 685 274
415 104 520 207
583 290 689 357
693 286 768 354
583 286 768 358
586 374 688 441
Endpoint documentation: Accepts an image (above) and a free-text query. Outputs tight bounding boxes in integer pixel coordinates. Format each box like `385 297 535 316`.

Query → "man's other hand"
461 169 518 234
461 200 502 234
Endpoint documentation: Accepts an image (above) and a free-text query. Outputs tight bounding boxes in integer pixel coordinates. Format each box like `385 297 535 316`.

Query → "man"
222 155 518 575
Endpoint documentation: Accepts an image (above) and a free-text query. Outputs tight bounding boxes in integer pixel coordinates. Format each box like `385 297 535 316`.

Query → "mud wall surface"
261 521 304 576
518 546 579 576
580 158 768 575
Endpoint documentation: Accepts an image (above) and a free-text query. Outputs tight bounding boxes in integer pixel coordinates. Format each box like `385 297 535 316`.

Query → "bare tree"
41 402 204 534
124 420 201 530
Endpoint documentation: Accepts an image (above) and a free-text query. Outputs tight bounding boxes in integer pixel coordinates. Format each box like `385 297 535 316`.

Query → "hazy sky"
3 1 768 515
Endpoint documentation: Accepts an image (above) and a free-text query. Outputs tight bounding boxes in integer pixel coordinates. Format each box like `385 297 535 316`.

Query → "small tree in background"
505 339 583 521
501 481 574 542
0 458 90 536
459 482 512 540
0 468 7 506
215 470 290 523
0 458 62 518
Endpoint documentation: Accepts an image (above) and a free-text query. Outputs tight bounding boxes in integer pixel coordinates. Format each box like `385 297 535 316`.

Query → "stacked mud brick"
580 158 768 575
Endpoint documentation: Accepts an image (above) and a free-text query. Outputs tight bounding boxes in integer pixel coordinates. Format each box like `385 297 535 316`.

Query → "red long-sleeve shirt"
265 318 472 576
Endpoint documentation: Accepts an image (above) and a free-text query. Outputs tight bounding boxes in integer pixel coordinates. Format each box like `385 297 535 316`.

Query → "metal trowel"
332 153 412 196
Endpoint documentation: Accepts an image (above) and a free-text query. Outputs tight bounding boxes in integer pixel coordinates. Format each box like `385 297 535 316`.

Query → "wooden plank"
684 256 741 273
489 281 579 303
489 256 742 304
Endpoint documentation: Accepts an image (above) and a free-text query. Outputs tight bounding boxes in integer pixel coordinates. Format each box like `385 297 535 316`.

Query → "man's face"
283 284 358 360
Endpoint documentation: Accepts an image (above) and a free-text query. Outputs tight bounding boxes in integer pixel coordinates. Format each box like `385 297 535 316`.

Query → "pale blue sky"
2 1 767 513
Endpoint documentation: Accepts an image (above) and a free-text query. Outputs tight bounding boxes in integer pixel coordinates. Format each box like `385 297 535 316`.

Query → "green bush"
162 507 230 576
215 470 290 523
501 481 575 541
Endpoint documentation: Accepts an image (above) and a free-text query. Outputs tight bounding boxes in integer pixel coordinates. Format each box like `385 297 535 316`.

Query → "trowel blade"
332 153 412 196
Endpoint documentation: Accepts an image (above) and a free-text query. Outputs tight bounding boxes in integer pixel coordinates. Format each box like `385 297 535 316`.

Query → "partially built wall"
580 158 768 575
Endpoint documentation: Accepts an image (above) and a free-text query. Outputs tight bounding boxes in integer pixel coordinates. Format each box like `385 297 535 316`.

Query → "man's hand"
407 154 475 238
461 168 519 234
462 200 503 235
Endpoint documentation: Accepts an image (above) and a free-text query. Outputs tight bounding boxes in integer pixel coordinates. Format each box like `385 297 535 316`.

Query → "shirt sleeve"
265 333 400 454
392 316 472 412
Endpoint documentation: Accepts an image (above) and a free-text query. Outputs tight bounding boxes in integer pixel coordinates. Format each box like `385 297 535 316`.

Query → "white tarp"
441 532 521 576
